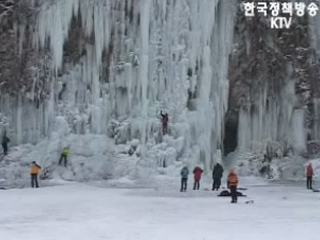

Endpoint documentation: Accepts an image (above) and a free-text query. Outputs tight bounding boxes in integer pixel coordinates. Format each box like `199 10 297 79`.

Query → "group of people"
181 162 316 204
28 146 70 188
23 139 318 195
180 162 239 203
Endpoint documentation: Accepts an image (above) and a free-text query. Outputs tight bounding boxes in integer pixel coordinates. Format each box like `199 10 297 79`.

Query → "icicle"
291 109 307 152
139 0 151 149
313 99 320 140
16 93 23 145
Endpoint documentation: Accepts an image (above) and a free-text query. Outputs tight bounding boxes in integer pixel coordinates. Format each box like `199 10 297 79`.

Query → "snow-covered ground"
1 177 320 240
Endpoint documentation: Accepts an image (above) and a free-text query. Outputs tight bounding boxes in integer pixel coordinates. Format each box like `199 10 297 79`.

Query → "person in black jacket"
1 133 10 156
212 162 224 191
160 111 169 135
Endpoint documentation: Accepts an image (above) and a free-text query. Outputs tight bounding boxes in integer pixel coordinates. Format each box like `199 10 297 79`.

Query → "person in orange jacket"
227 168 239 203
306 163 314 190
30 161 41 188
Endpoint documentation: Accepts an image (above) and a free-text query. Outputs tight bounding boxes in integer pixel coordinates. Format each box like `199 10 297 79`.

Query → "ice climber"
227 168 239 203
160 111 169 135
30 161 41 188
1 133 10 156
59 146 70 167
180 165 189 192
193 166 203 190
212 162 224 191
306 163 314 190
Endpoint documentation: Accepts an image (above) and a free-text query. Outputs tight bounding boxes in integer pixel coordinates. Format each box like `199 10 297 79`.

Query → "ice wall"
0 0 236 172
313 99 320 140
309 0 320 142
237 76 307 154
309 0 320 57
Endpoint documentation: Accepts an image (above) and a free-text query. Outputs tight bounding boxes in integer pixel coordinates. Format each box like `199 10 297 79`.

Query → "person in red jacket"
306 163 314 190
193 166 203 190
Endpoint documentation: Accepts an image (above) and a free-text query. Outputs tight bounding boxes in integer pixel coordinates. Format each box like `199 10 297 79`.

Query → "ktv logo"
242 2 319 29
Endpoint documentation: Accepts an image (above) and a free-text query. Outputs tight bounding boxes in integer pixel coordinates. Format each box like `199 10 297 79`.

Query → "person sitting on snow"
180 165 189 192
59 146 70 167
193 166 203 190
306 163 314 190
227 168 239 204
30 161 41 188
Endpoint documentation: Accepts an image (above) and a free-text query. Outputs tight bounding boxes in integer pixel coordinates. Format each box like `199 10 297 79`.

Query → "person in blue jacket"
180 165 189 192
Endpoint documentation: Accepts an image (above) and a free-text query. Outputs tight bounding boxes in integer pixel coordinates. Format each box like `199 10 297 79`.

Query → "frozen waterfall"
0 0 237 175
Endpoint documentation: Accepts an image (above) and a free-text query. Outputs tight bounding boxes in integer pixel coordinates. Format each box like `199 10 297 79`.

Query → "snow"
1 177 320 240
0 132 142 185
226 150 313 180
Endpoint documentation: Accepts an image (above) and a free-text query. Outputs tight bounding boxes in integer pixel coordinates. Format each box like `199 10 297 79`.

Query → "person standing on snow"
180 165 189 192
306 163 314 190
193 166 203 190
59 146 70 167
1 133 10 156
227 168 238 203
160 111 169 135
212 162 224 191
30 161 41 188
